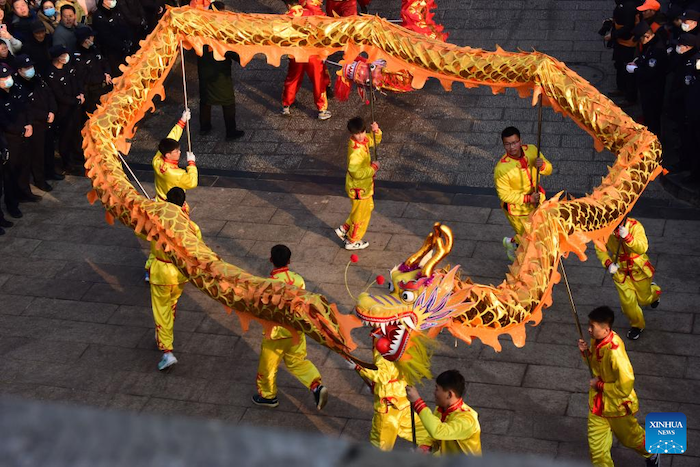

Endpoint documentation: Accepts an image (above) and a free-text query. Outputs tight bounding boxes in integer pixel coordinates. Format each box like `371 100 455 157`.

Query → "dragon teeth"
380 322 387 334
403 316 417 331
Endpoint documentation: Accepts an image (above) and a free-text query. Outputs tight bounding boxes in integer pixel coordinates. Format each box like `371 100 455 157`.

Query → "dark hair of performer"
270 244 292 268
166 187 186 207
501 126 520 140
158 138 180 160
347 116 367 135
587 306 615 340
435 370 465 405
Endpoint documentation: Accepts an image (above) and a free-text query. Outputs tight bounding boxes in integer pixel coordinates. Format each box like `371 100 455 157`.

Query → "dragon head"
355 223 473 382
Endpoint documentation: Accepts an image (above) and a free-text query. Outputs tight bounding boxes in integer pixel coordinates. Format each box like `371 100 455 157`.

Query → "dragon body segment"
83 7 663 380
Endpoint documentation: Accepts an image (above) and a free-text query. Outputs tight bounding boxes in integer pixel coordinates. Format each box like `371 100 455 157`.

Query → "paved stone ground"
2 0 699 465
1 175 699 466
126 0 674 200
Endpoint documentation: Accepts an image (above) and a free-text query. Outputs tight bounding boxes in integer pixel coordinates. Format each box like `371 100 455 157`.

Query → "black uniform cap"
679 33 699 47
682 10 700 22
49 44 69 59
0 66 12 78
75 26 95 43
15 54 34 68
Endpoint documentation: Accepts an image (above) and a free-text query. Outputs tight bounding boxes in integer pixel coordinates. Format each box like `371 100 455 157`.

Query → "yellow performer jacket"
595 218 654 284
584 331 639 418
149 220 202 286
345 130 382 200
357 348 410 411
414 398 482 456
152 121 198 201
268 267 305 340
494 145 552 216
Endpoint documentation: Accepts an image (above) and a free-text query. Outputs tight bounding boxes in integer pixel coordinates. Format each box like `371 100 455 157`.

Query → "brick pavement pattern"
1 0 699 465
1 176 699 465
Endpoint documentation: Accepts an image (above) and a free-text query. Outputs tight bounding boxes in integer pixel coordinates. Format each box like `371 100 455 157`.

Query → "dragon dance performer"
281 0 331 120
494 126 552 261
595 218 661 341
406 370 482 456
350 347 431 451
577 306 660 467
335 117 381 250
326 0 371 16
252 244 329 410
144 109 198 282
149 187 202 371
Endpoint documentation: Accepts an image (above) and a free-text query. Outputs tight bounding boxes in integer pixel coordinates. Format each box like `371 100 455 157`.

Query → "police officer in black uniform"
0 65 37 211
16 54 57 192
91 0 134 78
628 21 668 136
607 0 642 105
73 27 112 115
0 132 17 234
46 44 84 175
678 34 700 183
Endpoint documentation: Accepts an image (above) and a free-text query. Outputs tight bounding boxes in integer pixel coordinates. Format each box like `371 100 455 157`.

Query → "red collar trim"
163 158 179 166
270 267 289 277
594 331 619 360
437 398 464 420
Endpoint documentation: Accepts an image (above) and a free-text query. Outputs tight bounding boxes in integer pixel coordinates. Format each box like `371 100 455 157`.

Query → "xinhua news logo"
645 412 686 454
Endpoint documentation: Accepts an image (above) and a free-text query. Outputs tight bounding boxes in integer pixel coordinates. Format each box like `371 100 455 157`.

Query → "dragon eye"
401 291 415 302
388 281 394 293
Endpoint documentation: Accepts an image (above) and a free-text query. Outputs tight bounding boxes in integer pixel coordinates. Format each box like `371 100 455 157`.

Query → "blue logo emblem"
646 412 686 454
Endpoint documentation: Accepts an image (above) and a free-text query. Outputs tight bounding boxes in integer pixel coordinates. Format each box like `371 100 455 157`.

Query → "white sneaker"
345 240 369 250
281 106 291 116
502 236 516 261
318 110 332 120
157 352 178 371
335 225 348 240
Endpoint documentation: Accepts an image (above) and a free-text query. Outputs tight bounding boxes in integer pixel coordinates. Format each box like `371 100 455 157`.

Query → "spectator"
0 131 16 234
46 44 83 174
628 21 668 136
116 0 147 42
0 64 40 202
16 54 54 191
9 0 35 41
37 0 57 32
681 9 700 35
142 0 165 32
196 1 244 140
0 0 12 17
0 10 22 54
0 40 17 69
677 33 700 182
91 0 132 77
52 3 83 52
74 26 111 113
637 0 667 41
55 0 86 24
22 20 51 76
606 0 639 106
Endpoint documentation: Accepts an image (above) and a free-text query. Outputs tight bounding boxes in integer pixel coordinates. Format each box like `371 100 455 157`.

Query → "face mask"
20 67 35 79
43 7 55 16
83 40 93 48
1 77 13 89
681 22 693 32
676 45 684 54
60 53 70 64
108 0 116 7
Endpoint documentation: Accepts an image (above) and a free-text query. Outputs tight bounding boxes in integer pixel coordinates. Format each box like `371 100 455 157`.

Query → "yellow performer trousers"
370 403 430 451
614 278 660 329
588 412 650 467
503 210 531 237
150 283 185 352
344 197 374 243
256 335 322 399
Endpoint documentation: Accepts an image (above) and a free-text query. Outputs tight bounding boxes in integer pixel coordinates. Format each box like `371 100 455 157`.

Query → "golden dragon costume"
82 7 663 381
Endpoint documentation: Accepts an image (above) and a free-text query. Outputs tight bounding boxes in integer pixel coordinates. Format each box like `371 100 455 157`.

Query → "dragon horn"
421 223 454 277
404 229 436 268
